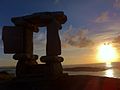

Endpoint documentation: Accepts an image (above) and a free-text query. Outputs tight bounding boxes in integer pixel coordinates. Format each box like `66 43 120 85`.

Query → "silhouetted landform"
112 62 120 68
0 71 15 80
0 75 120 90
64 66 111 72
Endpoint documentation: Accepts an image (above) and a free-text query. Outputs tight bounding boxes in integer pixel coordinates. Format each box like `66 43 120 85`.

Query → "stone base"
16 64 67 80
15 56 66 79
40 56 65 79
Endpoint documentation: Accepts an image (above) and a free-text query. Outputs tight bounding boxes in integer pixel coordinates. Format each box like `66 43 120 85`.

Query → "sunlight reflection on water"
64 62 120 78
105 62 114 77
106 62 112 68
105 69 114 77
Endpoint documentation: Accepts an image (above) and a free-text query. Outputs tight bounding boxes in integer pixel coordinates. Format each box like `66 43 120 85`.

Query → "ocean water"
64 68 120 78
63 62 120 79
0 66 15 75
1 62 120 78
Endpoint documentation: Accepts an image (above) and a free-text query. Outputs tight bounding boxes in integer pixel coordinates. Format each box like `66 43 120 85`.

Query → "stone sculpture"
2 11 67 79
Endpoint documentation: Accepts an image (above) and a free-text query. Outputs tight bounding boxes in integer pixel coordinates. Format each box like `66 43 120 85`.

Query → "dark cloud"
61 26 94 48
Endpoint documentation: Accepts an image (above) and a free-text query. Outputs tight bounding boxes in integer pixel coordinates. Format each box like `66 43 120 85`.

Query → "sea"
63 62 120 79
1 62 120 79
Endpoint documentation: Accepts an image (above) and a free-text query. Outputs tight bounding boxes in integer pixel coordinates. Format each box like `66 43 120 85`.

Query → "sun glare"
97 43 118 64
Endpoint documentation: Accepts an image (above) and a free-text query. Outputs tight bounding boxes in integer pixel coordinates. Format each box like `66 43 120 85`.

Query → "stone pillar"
40 19 64 78
46 19 61 56
13 27 38 77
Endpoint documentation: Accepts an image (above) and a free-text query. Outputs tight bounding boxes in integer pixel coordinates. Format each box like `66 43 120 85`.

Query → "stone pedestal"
13 54 38 78
40 56 64 79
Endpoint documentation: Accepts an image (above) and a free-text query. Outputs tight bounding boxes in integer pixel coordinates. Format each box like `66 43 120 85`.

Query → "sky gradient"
1 0 120 66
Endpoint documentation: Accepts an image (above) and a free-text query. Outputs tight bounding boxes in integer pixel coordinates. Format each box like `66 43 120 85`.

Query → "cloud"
90 22 120 44
34 32 46 44
33 31 46 52
94 12 109 23
33 26 94 50
61 26 94 48
113 35 120 44
112 35 120 52
113 0 120 8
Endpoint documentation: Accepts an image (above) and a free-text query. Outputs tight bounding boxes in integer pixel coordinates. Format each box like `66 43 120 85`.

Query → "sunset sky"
1 0 120 66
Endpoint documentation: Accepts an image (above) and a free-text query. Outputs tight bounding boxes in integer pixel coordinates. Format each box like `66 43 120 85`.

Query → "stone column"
46 19 61 56
40 19 64 78
13 27 38 77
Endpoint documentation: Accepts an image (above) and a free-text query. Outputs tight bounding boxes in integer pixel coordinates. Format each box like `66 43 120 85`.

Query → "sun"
97 43 118 64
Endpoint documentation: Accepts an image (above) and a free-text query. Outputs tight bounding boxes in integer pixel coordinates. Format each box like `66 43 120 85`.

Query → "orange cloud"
94 12 109 23
113 35 120 44
61 26 94 48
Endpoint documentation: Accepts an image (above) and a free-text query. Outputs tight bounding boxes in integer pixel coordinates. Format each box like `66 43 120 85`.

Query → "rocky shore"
0 74 120 90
